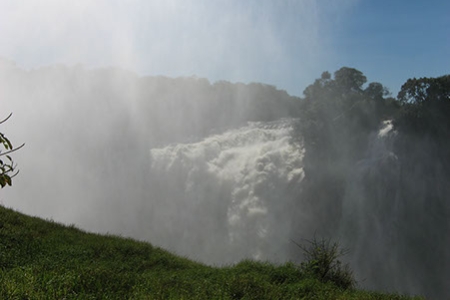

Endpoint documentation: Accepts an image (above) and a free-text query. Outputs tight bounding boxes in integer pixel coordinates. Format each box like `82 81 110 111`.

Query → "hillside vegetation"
0 206 422 299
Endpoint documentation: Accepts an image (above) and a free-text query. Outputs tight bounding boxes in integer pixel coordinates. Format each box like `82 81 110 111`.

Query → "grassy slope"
0 206 423 299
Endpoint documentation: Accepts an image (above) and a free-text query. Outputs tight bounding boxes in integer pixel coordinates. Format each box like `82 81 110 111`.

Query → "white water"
340 120 402 285
144 119 304 264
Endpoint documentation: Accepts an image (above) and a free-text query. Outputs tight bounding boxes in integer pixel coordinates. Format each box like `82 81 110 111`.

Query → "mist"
0 61 298 231
1 1 449 299
1 61 449 299
0 0 358 96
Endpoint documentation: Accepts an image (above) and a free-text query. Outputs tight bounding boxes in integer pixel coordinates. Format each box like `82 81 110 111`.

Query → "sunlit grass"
0 206 423 299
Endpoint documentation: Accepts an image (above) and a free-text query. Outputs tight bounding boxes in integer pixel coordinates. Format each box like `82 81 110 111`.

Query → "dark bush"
293 237 356 290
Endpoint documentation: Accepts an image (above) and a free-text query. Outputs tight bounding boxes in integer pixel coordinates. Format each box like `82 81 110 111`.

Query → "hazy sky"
0 0 448 97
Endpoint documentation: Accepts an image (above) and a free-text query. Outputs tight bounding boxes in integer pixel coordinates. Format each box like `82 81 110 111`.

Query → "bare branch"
9 169 20 179
0 143 25 157
0 113 13 125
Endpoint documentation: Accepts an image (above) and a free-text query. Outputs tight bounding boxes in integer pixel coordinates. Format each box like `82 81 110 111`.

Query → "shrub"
293 237 356 290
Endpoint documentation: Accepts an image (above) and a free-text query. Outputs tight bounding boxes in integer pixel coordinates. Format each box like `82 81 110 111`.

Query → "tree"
292 68 391 236
296 67 389 162
365 82 389 100
397 75 450 104
334 67 367 93
395 75 450 136
0 113 24 188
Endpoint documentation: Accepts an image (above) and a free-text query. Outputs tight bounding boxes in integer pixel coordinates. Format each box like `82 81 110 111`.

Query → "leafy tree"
334 67 367 93
398 75 450 104
293 67 391 236
0 113 23 188
395 75 450 136
364 82 386 99
296 67 390 165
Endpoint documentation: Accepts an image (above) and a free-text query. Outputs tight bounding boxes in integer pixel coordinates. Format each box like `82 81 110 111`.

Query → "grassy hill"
0 206 422 299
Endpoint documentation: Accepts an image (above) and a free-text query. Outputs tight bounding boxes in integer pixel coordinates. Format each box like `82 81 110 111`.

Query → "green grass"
0 206 423 299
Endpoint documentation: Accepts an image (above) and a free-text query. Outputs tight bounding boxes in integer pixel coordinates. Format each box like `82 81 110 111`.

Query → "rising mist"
1 61 449 299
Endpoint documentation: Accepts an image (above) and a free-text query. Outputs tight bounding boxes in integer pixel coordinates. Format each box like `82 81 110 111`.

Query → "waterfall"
341 120 449 298
142 119 304 264
2 63 448 298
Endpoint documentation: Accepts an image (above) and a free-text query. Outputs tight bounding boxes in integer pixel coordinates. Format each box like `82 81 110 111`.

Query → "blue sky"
0 0 448 97
329 1 450 96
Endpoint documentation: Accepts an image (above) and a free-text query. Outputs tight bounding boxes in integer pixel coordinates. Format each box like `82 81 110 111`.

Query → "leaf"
4 137 12 150
5 175 11 186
